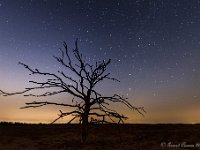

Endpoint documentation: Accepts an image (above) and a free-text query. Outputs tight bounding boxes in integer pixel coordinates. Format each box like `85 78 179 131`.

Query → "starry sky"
0 0 200 123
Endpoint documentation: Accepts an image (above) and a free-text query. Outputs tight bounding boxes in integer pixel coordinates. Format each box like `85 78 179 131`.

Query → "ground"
0 123 200 150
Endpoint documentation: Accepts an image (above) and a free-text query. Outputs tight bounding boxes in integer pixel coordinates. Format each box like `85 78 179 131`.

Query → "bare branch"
24 90 66 97
20 101 83 110
0 89 31 96
51 110 81 124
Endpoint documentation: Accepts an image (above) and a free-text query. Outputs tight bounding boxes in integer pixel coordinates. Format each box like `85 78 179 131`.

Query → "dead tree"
0 39 145 143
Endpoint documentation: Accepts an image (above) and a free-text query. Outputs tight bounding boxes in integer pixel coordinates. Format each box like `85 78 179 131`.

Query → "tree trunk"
81 91 91 143
81 112 89 143
81 101 90 143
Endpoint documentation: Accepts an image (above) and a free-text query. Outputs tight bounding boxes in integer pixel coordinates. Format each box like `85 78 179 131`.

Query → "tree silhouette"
0 39 145 142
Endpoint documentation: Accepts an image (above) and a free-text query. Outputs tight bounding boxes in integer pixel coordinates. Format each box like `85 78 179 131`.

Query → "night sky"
0 0 200 123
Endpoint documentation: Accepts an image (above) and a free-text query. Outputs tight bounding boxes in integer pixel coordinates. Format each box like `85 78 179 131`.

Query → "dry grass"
0 124 200 150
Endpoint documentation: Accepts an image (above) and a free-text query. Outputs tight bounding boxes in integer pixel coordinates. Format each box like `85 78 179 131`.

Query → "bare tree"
0 39 145 142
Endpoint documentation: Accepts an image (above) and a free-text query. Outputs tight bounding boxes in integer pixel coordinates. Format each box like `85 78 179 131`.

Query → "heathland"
0 123 200 150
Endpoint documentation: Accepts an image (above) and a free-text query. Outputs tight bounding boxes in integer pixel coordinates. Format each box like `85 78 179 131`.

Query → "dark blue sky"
0 0 200 123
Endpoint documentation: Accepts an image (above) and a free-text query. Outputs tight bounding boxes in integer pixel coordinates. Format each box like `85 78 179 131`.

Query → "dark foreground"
0 123 200 150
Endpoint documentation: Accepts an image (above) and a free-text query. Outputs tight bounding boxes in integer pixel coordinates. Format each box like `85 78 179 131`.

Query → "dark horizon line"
0 121 200 125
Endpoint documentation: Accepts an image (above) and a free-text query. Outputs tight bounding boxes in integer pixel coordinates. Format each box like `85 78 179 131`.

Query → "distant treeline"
1 122 199 126
0 122 48 126
0 122 78 126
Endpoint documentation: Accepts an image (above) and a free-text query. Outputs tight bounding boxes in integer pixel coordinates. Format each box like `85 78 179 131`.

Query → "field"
0 123 200 150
